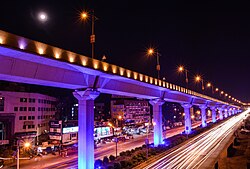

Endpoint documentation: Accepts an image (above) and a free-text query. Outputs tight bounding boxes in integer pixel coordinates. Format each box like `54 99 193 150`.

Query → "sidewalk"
221 130 250 169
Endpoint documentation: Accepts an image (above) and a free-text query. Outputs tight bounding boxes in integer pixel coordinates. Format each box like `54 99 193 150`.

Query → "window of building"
14 107 18 111
32 107 35 111
0 97 4 111
32 116 35 120
20 98 27 102
28 107 32 111
23 116 26 120
20 107 23 111
28 116 31 120
29 98 35 103
23 125 26 129
23 107 27 111
19 116 22 120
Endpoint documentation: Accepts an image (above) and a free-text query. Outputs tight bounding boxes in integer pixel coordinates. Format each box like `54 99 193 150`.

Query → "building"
70 102 110 123
0 91 56 144
111 96 150 125
49 119 114 145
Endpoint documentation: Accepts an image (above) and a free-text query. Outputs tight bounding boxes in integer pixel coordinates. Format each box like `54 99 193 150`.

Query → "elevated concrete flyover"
0 30 242 169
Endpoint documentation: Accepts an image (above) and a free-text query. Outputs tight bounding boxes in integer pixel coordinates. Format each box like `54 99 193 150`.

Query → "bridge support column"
200 105 207 127
150 99 165 147
218 108 223 120
73 89 100 169
182 104 192 134
211 107 217 123
224 109 228 118
228 109 232 116
232 109 235 115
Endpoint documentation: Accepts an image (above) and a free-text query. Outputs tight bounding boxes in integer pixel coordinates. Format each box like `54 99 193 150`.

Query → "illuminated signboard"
63 126 78 134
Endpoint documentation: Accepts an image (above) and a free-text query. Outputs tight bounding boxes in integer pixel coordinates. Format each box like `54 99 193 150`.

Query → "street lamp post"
108 122 118 158
195 75 204 91
207 82 214 94
81 10 97 59
17 140 20 169
178 66 189 88
17 140 31 169
147 48 161 79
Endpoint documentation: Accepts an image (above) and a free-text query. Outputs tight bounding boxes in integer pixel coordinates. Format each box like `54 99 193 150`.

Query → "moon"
38 12 48 22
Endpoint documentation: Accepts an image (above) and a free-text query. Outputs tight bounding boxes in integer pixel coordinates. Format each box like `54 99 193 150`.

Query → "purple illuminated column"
200 105 207 127
224 108 228 118
182 104 192 134
218 108 223 120
149 99 165 147
210 107 217 123
228 108 232 116
73 89 100 169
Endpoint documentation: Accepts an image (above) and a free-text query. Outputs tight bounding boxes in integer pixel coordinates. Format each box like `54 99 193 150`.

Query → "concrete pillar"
228 108 232 116
73 89 100 169
218 108 223 120
149 99 165 147
210 107 217 123
232 109 235 115
182 103 192 134
224 109 228 118
200 105 207 127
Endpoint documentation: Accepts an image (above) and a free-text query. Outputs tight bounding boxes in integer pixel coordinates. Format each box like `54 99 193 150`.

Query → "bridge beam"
73 89 100 169
150 99 165 147
182 103 192 134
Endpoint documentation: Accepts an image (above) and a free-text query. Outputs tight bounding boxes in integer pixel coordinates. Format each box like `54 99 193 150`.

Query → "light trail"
143 109 249 169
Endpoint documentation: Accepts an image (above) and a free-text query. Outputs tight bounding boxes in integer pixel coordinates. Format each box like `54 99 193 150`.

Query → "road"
4 120 208 169
138 110 249 169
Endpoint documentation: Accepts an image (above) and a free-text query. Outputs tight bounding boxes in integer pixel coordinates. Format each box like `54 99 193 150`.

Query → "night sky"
1 1 250 102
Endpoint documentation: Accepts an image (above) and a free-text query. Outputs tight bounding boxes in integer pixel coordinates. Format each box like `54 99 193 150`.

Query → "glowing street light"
17 141 31 169
81 11 97 59
147 48 161 79
206 82 214 93
195 75 204 90
178 65 189 88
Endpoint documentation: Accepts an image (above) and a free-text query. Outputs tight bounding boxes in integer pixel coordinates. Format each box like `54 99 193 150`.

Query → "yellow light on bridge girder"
127 71 131 78
55 53 60 59
93 61 99 69
150 77 153 84
134 72 138 79
0 37 3 44
139 74 143 81
102 63 108 71
38 48 44 54
119 68 124 76
112 66 117 74
81 58 87 66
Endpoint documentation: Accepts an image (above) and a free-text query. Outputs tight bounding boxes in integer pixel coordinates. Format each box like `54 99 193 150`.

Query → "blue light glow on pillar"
224 109 228 118
218 108 223 120
182 104 192 134
200 105 207 127
73 89 100 169
211 107 217 123
149 99 165 147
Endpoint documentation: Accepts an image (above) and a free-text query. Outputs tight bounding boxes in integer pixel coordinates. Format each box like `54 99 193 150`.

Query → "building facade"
0 91 56 144
111 97 150 125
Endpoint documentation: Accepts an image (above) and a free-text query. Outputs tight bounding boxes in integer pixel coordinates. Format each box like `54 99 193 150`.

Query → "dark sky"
1 1 250 102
